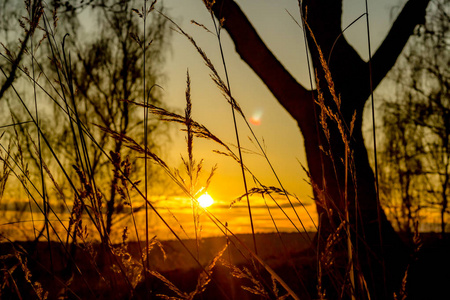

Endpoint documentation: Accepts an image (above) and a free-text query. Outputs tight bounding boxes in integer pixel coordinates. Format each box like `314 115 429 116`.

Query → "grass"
0 1 447 299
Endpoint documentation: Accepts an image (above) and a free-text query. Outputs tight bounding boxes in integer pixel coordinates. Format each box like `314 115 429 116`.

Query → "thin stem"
345 142 356 300
143 0 150 271
365 0 387 297
30 0 53 271
210 14 257 254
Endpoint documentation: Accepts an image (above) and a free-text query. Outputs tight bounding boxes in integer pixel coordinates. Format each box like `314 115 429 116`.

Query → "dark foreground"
0 232 448 299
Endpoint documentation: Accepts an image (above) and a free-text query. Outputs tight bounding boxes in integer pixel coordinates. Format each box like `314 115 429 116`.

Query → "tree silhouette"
379 98 425 238
0 0 171 240
380 0 449 237
67 0 171 236
204 0 430 298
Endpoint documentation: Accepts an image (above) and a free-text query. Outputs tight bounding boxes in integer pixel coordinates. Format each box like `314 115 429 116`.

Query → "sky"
0 0 412 241
155 0 400 201
118 0 406 238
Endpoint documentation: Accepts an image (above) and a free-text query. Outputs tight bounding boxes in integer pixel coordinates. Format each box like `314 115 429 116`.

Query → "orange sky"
158 0 398 201
118 0 402 238
0 0 407 242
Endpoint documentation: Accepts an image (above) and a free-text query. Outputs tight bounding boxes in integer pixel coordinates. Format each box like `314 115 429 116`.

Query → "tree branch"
209 0 312 122
0 30 32 101
371 0 431 90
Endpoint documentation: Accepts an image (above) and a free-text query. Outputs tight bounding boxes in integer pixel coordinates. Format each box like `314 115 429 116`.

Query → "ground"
0 232 448 299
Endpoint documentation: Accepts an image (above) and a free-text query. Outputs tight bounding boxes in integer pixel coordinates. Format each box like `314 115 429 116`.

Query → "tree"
68 0 171 236
0 0 38 101
380 0 449 237
379 98 425 238
0 0 171 240
203 0 430 298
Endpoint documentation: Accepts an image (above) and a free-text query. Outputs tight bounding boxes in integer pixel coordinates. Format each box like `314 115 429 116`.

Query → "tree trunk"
207 0 430 298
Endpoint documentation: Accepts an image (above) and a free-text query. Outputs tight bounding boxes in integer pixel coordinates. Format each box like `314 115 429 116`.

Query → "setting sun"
198 193 214 208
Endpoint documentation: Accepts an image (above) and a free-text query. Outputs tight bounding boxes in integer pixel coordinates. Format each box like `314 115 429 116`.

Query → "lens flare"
198 193 214 208
249 108 264 126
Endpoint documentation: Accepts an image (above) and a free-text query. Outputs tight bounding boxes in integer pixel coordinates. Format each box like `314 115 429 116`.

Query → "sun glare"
198 193 214 208
249 108 264 125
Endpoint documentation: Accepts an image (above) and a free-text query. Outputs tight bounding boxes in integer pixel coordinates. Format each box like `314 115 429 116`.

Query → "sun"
198 193 214 208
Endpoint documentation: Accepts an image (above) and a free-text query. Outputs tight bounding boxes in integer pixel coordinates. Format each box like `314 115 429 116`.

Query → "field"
1 232 449 299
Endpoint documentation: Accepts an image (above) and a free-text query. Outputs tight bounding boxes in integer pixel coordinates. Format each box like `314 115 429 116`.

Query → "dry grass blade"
96 124 169 170
0 138 12 204
230 186 288 208
25 131 68 210
185 71 193 174
123 98 231 151
220 258 269 298
191 20 214 34
95 120 233 299
195 243 228 294
111 233 144 289
148 241 229 300
148 235 167 261
304 22 340 109
8 243 48 300
165 207 191 240
159 12 244 117
149 270 188 299
203 164 217 192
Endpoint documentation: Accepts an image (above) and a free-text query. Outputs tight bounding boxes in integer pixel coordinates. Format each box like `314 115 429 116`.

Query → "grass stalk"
143 0 150 272
207 10 258 255
29 0 54 271
364 0 387 296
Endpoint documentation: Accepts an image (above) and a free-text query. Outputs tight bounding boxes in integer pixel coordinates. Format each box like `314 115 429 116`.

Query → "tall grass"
0 1 422 299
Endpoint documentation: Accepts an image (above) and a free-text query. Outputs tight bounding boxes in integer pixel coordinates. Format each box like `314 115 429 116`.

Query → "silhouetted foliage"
380 0 449 237
68 0 171 235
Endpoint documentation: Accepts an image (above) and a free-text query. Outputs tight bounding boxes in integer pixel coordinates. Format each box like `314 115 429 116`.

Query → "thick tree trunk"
206 0 430 298
299 2 408 298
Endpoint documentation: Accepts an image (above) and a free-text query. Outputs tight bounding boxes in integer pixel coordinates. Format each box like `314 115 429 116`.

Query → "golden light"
198 192 214 208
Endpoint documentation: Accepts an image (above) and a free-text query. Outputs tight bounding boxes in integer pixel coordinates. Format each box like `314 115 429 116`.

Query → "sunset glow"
198 193 214 208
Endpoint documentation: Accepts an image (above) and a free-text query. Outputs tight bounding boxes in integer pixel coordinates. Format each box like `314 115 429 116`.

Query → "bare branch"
208 0 312 122
372 0 431 91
